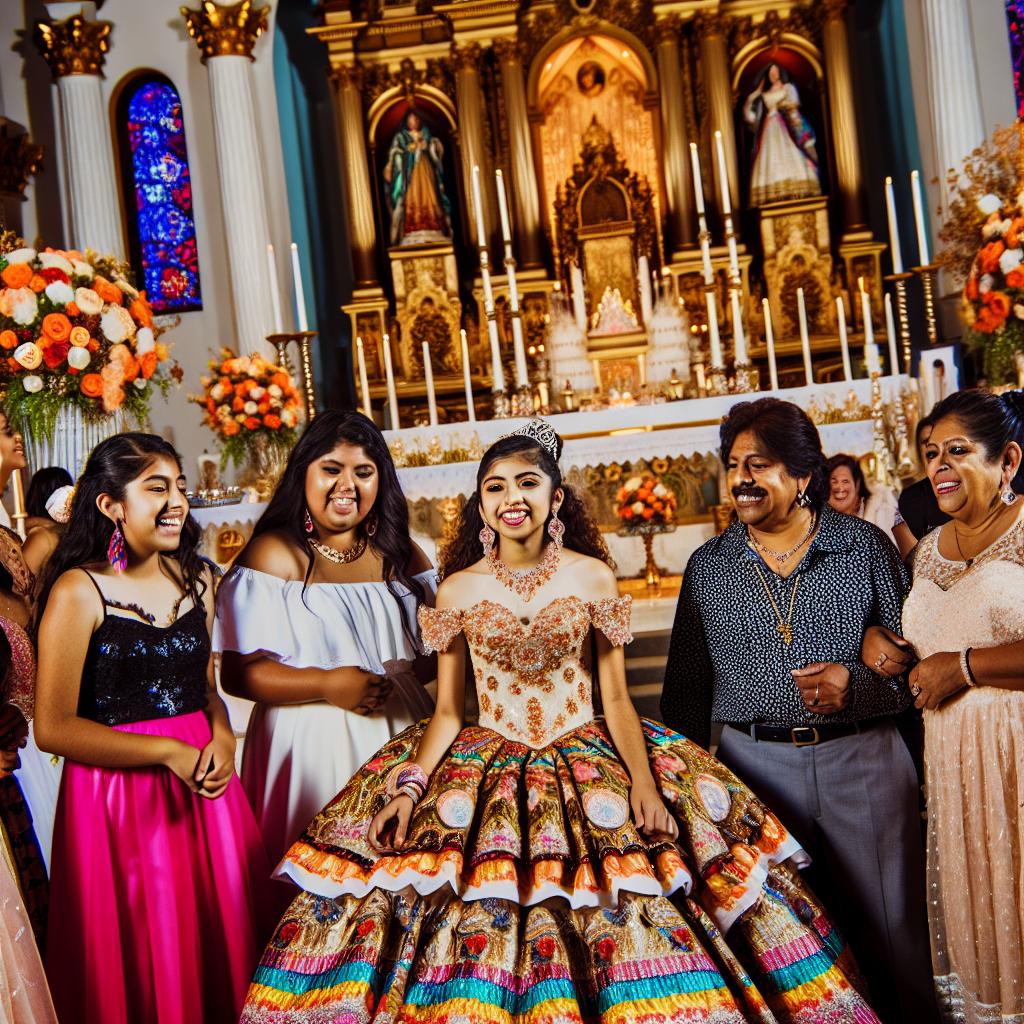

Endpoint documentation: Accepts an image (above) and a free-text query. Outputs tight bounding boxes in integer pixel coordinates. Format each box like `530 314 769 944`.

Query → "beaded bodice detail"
903 514 1024 660
78 604 210 726
419 595 632 748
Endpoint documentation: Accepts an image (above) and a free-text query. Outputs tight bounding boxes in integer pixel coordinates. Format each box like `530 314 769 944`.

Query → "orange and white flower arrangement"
616 474 677 528
0 241 179 438
193 348 303 467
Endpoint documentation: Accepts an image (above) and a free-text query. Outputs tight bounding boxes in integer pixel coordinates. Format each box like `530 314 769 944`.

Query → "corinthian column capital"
33 14 112 78
181 0 268 63
331 63 364 91
451 42 483 73
493 37 522 65
655 15 681 44
693 11 728 38
820 0 850 22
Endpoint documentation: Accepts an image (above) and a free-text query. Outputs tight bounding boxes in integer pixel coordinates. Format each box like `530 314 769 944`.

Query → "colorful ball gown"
242 595 878 1023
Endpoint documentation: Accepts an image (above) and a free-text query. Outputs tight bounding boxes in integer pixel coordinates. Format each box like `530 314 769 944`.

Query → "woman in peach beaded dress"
242 421 878 1023
865 389 1024 1023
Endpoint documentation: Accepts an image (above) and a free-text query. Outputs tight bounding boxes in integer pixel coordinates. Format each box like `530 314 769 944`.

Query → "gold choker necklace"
748 512 818 566
308 535 367 565
486 541 560 601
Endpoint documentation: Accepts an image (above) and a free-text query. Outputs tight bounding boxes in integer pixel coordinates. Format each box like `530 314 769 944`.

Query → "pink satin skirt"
45 710 272 1024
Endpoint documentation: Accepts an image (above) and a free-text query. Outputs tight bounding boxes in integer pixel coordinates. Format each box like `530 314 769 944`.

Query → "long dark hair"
245 410 425 639
26 466 74 519
720 397 829 509
929 388 1024 494
439 430 612 579
826 453 871 502
35 433 207 629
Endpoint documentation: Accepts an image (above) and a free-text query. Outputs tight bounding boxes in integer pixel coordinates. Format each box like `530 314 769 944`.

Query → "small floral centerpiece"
941 123 1024 382
616 474 677 528
0 240 179 442
193 348 302 471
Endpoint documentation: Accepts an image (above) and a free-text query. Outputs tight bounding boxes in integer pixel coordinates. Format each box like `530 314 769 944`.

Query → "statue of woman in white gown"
742 62 821 207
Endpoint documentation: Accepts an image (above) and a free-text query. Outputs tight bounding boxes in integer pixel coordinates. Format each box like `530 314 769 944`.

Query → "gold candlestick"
267 330 318 420
885 272 914 377
912 262 941 346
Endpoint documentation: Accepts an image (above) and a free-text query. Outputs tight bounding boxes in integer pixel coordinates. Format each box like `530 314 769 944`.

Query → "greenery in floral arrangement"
0 238 181 439
192 348 303 469
939 123 1024 383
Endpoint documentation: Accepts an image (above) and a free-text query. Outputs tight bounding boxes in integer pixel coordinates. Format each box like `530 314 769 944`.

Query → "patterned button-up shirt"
660 506 911 749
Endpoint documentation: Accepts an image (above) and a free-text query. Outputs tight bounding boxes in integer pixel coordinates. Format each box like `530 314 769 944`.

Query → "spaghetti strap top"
76 570 210 727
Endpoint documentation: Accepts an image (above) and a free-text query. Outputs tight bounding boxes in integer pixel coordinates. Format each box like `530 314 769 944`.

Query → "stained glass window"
1007 1 1024 118
118 76 202 313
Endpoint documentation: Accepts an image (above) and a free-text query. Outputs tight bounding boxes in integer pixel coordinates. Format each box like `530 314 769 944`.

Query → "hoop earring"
547 505 565 548
304 509 314 534
478 522 496 555
1002 486 1019 506
107 522 127 573
365 513 378 538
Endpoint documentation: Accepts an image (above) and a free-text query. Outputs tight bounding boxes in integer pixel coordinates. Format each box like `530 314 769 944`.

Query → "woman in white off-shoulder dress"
216 412 435 865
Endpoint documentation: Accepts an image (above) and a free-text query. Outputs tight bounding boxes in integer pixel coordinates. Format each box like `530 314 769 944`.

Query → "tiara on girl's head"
498 419 561 460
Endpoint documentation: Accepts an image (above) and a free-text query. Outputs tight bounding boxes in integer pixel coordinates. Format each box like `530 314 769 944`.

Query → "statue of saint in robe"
383 111 452 246
742 63 821 207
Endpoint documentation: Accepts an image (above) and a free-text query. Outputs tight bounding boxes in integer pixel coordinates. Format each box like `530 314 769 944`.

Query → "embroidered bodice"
419 595 632 748
903 514 1024 659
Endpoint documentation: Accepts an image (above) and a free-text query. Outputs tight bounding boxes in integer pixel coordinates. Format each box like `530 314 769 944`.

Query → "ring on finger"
875 653 888 669
910 683 921 697
811 682 820 707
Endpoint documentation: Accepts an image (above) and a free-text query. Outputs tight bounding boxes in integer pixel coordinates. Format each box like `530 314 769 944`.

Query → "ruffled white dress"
214 567 436 863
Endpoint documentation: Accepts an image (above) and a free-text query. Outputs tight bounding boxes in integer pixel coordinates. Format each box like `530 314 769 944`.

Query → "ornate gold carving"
819 0 849 22
520 0 655 65
693 10 729 39
332 63 364 91
553 118 656 272
0 120 43 198
450 42 483 73
655 15 681 44
180 0 269 63
729 8 819 54
493 37 521 64
33 14 112 78
361 58 453 104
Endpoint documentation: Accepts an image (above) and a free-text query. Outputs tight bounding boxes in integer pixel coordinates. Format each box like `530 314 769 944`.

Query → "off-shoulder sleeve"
588 595 633 647
417 605 464 654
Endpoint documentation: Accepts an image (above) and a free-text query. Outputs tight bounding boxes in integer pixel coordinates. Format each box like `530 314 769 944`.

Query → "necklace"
951 502 1017 567
748 512 818 566
486 541 560 601
308 534 367 565
754 566 801 645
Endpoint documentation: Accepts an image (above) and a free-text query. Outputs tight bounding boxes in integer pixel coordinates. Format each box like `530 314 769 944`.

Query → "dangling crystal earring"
365 513 378 538
107 522 127 573
478 523 496 555
304 509 314 534
796 489 810 509
1002 486 1019 506
547 505 565 548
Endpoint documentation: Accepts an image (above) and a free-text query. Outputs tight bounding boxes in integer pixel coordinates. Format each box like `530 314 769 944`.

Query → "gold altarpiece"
311 0 890 420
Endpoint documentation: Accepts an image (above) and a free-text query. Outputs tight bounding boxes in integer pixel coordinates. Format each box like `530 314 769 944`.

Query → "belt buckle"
791 726 820 747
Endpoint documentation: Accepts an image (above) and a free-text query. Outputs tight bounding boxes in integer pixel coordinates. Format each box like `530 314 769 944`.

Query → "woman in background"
22 467 73 578
35 433 270 1024
827 453 899 546
217 411 435 865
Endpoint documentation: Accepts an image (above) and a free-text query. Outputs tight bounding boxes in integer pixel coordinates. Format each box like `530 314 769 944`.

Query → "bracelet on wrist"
959 647 977 688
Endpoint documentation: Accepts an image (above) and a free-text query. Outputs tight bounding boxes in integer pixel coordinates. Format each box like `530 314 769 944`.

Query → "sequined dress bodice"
419 595 632 747
78 604 210 726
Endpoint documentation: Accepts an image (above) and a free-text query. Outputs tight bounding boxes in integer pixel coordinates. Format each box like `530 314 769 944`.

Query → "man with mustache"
661 397 936 1023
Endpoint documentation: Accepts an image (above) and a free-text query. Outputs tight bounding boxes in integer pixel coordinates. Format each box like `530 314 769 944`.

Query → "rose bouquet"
0 241 179 439
940 123 1024 382
193 348 302 468
616 474 677 528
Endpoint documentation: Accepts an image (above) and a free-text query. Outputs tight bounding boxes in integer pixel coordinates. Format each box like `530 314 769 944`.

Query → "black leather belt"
724 721 863 747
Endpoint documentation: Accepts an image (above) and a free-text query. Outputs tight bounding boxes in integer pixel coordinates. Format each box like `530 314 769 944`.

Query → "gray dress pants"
716 719 938 1024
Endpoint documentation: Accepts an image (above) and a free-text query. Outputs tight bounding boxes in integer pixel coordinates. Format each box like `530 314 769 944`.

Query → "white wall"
0 0 295 478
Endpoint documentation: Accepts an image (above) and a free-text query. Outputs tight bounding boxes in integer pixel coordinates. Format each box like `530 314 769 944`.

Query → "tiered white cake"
547 293 595 394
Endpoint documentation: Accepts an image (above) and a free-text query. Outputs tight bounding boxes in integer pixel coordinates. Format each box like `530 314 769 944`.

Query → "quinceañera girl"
242 422 879 1023
217 412 435 863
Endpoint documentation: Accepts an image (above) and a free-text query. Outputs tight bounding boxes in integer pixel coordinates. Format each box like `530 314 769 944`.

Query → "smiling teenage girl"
33 433 270 1024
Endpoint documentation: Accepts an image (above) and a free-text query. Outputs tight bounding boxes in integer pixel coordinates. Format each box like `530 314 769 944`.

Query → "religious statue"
576 61 605 98
742 62 821 207
383 110 451 246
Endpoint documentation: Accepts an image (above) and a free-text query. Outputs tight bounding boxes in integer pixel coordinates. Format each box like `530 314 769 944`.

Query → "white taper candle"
266 244 283 334
884 291 900 375
495 169 512 243
289 242 309 332
471 165 487 249
884 176 904 274
714 130 732 215
836 296 853 381
762 298 779 390
911 170 930 265
706 289 723 368
355 336 371 418
730 289 748 365
460 328 476 422
797 287 813 385
382 332 399 429
422 341 438 426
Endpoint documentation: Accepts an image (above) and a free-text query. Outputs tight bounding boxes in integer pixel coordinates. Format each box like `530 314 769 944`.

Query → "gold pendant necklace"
748 512 818 566
308 534 367 565
486 541 560 601
754 566 800 645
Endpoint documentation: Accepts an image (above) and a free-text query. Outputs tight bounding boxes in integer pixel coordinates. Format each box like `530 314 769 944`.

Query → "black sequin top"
78 604 210 726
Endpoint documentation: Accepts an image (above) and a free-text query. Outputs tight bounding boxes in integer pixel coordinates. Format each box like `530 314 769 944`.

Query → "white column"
921 0 984 212
205 56 275 354
56 75 124 256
